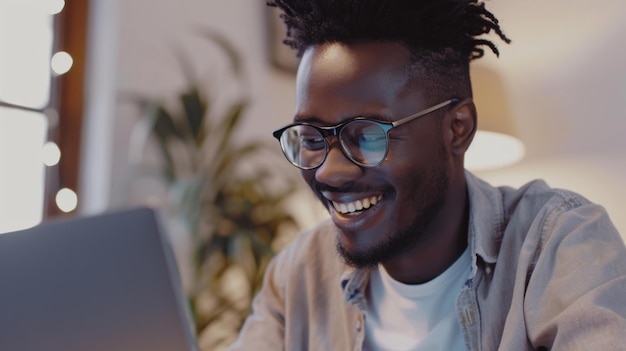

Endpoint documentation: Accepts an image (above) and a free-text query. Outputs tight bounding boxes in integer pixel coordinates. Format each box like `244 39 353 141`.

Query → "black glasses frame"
273 98 459 170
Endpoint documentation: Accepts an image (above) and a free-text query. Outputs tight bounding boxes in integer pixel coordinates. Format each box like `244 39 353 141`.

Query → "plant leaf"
180 88 206 145
212 100 247 152
147 103 184 181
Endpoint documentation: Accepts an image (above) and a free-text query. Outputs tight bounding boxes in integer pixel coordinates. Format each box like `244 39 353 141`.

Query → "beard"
336 152 451 269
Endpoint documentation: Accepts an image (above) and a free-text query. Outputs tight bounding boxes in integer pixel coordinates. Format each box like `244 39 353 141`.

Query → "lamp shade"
466 65 525 171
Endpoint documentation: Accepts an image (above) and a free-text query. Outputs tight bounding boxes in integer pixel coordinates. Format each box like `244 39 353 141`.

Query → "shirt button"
355 320 362 332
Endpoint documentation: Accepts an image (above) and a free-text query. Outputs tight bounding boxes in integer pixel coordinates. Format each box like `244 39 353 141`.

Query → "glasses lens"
341 121 388 166
279 125 326 169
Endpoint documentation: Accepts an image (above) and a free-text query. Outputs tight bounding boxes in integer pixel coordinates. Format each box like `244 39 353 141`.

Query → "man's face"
294 42 454 268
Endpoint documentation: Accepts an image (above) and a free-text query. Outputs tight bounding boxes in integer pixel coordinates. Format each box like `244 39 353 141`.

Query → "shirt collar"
465 170 505 266
340 267 369 309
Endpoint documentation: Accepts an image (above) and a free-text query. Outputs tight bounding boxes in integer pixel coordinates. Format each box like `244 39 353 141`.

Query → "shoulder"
493 179 625 279
498 179 614 238
502 179 592 211
467 170 594 214
277 218 338 263
268 218 347 285
465 169 604 233
510 183 626 347
467 171 623 264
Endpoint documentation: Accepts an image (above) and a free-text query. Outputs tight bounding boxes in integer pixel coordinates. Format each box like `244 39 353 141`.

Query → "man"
229 0 626 350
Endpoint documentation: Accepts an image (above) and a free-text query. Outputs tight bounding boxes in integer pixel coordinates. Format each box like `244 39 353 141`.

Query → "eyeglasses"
272 98 459 170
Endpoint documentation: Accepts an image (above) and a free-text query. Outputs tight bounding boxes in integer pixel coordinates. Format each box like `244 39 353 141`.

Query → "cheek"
388 130 448 174
300 170 315 189
300 170 326 203
384 141 450 204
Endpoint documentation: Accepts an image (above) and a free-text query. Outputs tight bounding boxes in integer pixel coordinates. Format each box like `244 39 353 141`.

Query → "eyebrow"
293 114 326 125
293 112 394 126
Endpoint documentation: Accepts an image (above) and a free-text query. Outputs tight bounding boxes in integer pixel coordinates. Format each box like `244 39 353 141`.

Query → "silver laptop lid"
0 207 199 351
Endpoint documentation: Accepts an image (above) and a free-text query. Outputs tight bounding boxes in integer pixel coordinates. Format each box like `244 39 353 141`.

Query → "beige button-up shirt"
229 172 626 350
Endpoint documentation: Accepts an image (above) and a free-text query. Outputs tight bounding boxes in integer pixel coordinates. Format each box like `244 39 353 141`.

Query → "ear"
445 98 476 157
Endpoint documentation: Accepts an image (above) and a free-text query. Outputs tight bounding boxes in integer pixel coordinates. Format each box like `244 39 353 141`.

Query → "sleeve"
524 201 626 350
226 248 290 351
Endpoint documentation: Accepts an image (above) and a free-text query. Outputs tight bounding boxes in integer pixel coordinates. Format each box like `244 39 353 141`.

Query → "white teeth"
355 200 363 211
333 202 349 213
362 198 370 208
347 202 356 213
332 195 382 214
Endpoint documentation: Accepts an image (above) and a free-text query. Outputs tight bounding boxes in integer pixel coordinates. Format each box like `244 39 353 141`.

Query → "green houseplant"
128 32 298 350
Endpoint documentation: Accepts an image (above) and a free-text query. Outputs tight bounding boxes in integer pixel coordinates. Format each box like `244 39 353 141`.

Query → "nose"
314 139 363 188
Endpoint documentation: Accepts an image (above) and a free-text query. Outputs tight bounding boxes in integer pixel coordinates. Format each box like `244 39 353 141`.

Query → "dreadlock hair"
267 0 511 103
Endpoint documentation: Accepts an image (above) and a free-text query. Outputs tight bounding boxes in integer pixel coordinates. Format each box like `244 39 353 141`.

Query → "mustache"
313 181 388 195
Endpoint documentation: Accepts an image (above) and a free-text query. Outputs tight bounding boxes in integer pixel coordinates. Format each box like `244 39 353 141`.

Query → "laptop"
0 207 199 351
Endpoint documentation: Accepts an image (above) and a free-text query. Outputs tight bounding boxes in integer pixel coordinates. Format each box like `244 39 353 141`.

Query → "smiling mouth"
331 195 383 214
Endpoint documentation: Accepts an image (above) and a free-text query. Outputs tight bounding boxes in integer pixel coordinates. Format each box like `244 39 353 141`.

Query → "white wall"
472 0 626 238
80 0 626 242
81 0 296 209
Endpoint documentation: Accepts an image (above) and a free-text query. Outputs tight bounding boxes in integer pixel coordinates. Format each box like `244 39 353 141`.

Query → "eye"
343 122 387 151
357 132 386 151
300 134 325 150
359 131 385 143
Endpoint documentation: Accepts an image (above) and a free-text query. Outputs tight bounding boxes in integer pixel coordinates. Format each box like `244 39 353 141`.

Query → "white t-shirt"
363 248 471 351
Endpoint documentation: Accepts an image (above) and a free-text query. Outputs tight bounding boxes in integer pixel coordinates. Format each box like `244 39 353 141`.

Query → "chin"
334 197 446 269
335 229 395 269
